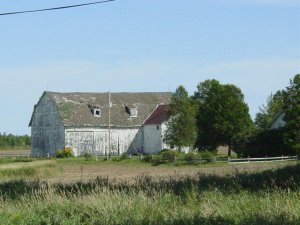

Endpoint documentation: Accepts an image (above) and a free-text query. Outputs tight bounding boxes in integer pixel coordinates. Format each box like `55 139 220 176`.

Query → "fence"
0 150 31 158
228 155 298 164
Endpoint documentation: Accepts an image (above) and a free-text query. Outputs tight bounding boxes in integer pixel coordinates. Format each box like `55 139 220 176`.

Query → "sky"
0 0 299 135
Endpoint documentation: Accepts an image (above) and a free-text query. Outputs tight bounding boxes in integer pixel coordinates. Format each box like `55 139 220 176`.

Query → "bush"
198 150 215 163
120 152 129 160
143 154 153 163
183 152 201 163
151 155 163 165
233 128 294 157
83 152 92 161
56 147 74 158
160 150 181 163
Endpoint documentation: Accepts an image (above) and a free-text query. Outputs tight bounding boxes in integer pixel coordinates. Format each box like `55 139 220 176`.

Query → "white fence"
228 155 298 164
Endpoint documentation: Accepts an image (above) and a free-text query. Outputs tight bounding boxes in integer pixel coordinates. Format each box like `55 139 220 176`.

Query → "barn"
29 91 172 156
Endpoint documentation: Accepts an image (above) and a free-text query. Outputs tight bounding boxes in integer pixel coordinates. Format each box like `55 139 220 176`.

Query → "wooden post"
108 91 111 158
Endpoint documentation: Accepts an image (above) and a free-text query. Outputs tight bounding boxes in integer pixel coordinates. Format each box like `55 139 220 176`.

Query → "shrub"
56 147 74 158
233 128 294 157
183 152 201 163
143 154 153 163
120 152 129 160
151 155 163 165
160 150 180 163
199 150 215 163
83 152 92 161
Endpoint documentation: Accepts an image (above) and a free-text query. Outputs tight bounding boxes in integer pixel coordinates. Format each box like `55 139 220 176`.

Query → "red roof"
144 105 170 125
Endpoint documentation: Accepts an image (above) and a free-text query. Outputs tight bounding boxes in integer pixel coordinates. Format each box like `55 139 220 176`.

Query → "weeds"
0 162 300 224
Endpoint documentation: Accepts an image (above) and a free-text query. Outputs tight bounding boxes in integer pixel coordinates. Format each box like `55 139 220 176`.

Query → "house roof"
268 109 285 129
38 91 172 127
144 105 170 125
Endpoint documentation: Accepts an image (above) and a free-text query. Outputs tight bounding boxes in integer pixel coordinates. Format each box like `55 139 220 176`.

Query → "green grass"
0 162 300 224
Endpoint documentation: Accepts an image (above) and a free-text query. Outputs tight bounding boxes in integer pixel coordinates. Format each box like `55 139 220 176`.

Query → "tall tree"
194 79 253 156
283 74 300 153
255 90 285 129
164 85 197 151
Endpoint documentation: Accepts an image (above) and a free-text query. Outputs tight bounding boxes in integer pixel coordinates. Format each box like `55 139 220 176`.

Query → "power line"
0 0 117 16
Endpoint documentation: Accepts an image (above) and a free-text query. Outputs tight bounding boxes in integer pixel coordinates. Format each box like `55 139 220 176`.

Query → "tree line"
0 133 31 150
165 74 300 157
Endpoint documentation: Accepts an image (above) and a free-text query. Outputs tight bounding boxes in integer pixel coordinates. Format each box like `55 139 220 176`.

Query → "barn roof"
43 91 172 127
144 105 170 125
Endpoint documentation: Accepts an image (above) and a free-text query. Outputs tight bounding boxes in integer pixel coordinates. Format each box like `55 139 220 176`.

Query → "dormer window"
125 105 138 117
93 108 101 117
130 108 138 117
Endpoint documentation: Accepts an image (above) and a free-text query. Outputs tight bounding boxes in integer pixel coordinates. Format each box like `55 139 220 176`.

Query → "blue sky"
0 0 299 135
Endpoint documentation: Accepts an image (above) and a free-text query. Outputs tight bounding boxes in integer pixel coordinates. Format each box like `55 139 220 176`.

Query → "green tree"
164 85 197 152
194 79 253 156
255 90 285 129
283 74 300 153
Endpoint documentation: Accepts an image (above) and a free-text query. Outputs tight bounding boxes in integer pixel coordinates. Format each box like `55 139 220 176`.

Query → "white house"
29 91 172 156
268 110 286 130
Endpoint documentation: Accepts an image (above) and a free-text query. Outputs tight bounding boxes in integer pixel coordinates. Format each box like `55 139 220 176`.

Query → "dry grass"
50 160 297 184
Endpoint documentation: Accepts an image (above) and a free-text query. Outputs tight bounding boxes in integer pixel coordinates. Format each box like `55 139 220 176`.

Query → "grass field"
0 157 299 224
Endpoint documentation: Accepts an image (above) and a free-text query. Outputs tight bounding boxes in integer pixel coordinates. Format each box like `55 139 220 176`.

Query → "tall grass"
0 163 300 224
0 160 58 180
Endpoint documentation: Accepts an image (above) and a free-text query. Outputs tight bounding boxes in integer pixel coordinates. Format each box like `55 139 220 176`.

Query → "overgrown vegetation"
0 133 31 150
56 147 74 158
0 162 299 224
236 74 300 157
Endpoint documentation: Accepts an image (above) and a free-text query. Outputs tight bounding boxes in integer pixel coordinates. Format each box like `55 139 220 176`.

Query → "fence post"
174 156 177 163
140 154 144 161
248 156 250 163
228 157 230 163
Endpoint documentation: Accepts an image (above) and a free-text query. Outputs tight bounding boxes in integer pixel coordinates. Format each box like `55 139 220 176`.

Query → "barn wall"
31 94 65 156
65 127 143 156
143 125 163 154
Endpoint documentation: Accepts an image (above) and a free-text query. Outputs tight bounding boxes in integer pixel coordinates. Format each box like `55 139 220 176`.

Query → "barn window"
93 108 101 117
157 125 160 130
130 108 138 117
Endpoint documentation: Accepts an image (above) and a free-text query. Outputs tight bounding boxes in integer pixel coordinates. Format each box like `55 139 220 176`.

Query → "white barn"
29 91 172 156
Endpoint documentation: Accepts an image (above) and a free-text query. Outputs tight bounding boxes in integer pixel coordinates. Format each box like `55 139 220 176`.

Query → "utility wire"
0 0 117 16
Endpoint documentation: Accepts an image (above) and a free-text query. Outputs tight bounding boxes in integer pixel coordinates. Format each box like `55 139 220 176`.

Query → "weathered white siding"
143 123 189 153
143 125 163 154
31 94 65 156
65 127 143 156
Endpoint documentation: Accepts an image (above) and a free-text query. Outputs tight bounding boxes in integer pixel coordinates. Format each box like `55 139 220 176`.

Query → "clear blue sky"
0 0 299 135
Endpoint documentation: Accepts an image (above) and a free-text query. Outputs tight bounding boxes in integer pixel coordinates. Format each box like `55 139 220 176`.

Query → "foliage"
160 149 181 162
193 79 253 156
83 152 92 161
199 150 215 160
233 128 294 157
183 152 201 163
283 74 300 154
255 90 285 129
120 152 129 160
56 147 74 158
164 85 197 151
0 133 31 150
